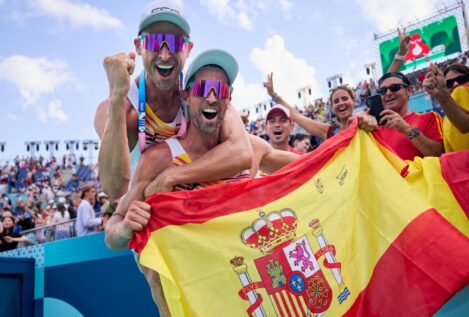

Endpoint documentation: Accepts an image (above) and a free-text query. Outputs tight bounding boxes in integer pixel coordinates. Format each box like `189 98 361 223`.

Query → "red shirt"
374 112 443 161
289 146 301 154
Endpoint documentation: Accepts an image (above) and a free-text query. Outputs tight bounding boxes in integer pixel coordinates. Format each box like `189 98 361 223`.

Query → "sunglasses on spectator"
446 73 469 89
140 33 189 54
189 80 231 100
377 83 408 95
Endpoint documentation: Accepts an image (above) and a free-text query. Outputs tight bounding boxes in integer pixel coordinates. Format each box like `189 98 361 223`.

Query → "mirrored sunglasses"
140 33 189 54
446 73 469 89
190 80 231 100
377 83 408 96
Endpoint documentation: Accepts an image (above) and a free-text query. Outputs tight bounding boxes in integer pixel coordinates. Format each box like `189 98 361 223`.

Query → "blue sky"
0 0 465 162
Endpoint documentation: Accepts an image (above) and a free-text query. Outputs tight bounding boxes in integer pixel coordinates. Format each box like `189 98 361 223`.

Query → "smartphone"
366 94 385 125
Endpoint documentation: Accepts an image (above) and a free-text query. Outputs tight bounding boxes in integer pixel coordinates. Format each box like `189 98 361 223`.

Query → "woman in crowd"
53 203 71 240
263 73 377 141
0 212 28 252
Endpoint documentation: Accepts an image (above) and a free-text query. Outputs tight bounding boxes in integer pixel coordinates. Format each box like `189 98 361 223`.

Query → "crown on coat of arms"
241 209 297 254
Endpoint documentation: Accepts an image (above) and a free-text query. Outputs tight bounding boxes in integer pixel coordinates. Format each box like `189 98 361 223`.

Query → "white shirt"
75 200 101 236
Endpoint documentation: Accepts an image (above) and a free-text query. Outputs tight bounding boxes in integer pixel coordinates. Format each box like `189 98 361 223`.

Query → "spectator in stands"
0 212 28 252
423 63 469 152
291 134 311 154
96 192 109 214
265 106 297 152
53 203 71 240
387 28 411 73
264 73 377 140
67 197 77 219
75 184 102 236
374 72 444 160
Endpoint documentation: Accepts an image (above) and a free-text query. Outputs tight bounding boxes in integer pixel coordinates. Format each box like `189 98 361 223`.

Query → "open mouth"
384 97 397 106
273 131 282 136
202 108 218 120
336 106 348 115
156 64 175 77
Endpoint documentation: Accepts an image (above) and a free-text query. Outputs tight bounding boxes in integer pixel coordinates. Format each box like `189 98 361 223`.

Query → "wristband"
406 127 421 140
394 53 406 61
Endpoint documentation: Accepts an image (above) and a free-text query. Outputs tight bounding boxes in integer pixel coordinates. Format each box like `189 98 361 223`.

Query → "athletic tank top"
164 137 251 191
128 77 183 174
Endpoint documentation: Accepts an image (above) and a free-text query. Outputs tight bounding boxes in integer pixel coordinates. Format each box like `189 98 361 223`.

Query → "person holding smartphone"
374 72 444 160
423 63 469 152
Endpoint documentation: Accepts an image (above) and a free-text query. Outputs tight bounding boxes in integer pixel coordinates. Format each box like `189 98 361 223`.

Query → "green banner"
379 15 462 73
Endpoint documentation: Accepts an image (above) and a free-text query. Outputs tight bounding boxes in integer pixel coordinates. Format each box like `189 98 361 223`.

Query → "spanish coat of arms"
230 209 350 317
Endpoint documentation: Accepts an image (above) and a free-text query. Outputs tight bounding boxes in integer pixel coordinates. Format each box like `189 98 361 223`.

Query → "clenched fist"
103 52 136 100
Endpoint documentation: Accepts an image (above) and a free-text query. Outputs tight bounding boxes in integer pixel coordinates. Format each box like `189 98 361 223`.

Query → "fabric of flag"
130 121 469 317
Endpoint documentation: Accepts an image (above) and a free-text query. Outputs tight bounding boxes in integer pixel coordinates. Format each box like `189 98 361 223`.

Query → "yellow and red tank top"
128 78 182 148
129 78 183 174
164 137 251 191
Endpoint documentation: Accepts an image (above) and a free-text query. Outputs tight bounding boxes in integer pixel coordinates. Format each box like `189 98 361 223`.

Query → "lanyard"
138 71 147 153
137 71 187 153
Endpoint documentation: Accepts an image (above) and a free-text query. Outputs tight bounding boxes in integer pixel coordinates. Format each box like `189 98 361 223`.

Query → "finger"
135 201 151 211
127 58 135 75
127 212 149 226
380 114 393 125
380 109 394 116
124 219 144 231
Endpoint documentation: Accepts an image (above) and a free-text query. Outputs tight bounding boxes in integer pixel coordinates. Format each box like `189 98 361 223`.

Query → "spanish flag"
130 121 469 317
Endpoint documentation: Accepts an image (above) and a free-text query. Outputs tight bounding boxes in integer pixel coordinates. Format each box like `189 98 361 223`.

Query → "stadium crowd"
0 155 112 251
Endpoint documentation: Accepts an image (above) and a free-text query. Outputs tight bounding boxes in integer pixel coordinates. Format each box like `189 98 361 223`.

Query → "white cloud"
27 0 123 30
249 34 320 106
355 0 440 32
232 73 266 112
238 11 252 30
0 55 73 107
37 99 69 123
201 0 235 20
6 113 21 121
199 0 292 30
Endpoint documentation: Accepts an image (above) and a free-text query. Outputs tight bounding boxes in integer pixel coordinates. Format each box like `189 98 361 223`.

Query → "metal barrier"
18 212 103 247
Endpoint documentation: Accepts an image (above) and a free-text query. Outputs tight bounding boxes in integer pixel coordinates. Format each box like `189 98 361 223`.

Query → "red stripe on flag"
131 121 359 252
344 209 469 317
440 150 469 219
272 294 286 317
295 295 306 316
285 291 300 317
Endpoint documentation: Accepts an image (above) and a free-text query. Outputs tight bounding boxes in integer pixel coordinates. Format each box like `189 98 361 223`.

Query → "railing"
17 212 103 247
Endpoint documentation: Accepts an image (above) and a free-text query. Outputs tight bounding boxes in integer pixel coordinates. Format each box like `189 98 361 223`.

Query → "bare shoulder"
135 142 173 181
248 134 270 153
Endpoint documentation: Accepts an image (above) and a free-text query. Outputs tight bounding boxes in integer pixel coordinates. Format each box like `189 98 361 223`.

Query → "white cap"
139 0 190 35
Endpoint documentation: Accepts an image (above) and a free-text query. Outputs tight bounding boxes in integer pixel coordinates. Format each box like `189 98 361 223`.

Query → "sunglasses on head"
140 33 189 54
189 80 231 100
377 83 408 95
446 73 469 89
